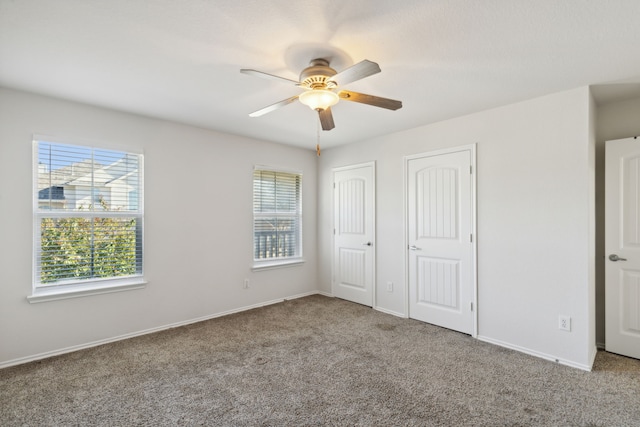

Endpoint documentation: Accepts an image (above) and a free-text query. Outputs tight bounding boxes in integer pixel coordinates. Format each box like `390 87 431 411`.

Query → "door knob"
363 242 372 246
609 254 628 262
409 245 422 251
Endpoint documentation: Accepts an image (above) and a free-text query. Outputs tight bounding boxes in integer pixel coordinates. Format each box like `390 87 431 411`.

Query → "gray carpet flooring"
1 295 639 426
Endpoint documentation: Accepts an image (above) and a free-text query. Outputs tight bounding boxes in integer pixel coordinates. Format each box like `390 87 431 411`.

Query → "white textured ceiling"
1 0 640 150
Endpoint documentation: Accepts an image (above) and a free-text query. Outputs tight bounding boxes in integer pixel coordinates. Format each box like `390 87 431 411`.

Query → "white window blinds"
34 140 143 287
253 169 302 262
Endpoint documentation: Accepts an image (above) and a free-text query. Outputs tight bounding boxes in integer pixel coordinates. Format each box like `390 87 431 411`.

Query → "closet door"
333 163 375 306
407 147 476 335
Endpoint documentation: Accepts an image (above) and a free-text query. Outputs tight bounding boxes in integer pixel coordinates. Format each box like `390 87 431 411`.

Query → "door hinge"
333 182 336 189
470 233 473 243
470 302 474 312
470 165 472 174
333 228 336 235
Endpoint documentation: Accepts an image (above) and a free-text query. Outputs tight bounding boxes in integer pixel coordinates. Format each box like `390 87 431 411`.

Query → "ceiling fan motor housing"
299 58 337 89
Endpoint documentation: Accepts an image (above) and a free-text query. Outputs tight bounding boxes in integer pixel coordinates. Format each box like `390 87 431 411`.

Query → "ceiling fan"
240 58 402 131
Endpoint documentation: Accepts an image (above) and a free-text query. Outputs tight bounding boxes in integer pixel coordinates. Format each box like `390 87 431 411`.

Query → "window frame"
29 137 146 303
252 166 304 270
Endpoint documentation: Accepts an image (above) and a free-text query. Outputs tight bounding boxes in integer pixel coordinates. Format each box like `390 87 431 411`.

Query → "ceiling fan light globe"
299 90 339 111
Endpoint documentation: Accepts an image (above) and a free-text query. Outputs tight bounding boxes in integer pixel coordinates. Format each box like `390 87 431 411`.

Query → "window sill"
252 259 305 271
27 278 147 304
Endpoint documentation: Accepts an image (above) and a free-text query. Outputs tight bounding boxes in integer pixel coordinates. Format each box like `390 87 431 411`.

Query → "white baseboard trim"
477 335 593 371
316 291 333 298
1 291 323 370
374 306 407 318
282 290 323 301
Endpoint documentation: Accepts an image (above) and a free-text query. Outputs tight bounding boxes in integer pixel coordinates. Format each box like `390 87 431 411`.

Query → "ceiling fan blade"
249 95 299 117
318 107 335 131
338 90 403 110
328 60 381 86
240 69 300 85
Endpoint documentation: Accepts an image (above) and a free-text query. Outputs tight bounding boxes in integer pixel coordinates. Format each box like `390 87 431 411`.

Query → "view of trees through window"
39 211 140 284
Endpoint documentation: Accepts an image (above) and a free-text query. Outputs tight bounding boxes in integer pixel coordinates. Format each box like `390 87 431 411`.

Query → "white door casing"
605 137 640 360
333 163 375 306
406 146 476 335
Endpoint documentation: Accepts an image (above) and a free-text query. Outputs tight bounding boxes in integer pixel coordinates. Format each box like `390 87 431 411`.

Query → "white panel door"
407 148 475 334
333 163 375 306
606 137 640 360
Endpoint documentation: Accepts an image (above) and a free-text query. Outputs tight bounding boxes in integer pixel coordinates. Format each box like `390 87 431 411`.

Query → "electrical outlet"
558 315 571 332
386 282 393 292
243 278 250 289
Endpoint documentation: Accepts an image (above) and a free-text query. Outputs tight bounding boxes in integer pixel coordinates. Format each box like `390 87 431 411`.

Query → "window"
253 168 302 267
31 139 144 301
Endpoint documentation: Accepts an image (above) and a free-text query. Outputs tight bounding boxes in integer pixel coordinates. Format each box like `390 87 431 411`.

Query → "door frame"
403 144 478 337
332 161 376 307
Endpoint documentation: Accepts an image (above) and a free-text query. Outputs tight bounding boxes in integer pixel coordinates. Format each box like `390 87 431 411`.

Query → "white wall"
595 95 640 347
0 85 604 370
0 88 318 367
318 87 595 369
